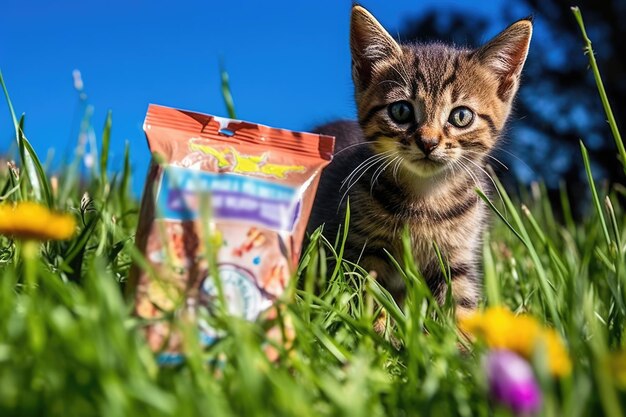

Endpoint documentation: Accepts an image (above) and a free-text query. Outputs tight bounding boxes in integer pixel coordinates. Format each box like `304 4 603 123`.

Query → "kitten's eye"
388 101 414 124
449 107 474 128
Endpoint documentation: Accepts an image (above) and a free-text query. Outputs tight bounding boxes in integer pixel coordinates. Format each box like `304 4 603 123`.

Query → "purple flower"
486 350 542 415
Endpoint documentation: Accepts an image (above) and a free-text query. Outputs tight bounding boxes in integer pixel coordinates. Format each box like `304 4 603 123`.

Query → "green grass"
1 7 626 417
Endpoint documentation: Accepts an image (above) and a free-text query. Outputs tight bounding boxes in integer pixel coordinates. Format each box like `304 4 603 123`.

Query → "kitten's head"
350 5 532 178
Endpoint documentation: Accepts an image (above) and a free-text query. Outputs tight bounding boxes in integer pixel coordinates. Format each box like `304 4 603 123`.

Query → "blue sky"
0 0 512 194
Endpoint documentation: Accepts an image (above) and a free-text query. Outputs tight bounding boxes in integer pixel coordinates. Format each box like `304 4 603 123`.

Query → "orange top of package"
144 104 335 161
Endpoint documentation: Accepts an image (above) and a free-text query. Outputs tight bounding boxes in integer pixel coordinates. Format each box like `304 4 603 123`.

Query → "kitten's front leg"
362 250 481 313
359 253 406 302
429 261 481 320
359 254 406 339
366 258 480 347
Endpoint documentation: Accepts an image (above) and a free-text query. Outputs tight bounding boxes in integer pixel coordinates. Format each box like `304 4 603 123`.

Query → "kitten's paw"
373 309 402 350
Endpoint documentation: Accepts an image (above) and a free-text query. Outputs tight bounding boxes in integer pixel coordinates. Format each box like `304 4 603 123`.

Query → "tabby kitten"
308 5 532 317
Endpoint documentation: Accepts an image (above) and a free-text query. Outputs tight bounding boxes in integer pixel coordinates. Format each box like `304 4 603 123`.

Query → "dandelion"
486 350 542 415
0 201 76 241
460 307 571 376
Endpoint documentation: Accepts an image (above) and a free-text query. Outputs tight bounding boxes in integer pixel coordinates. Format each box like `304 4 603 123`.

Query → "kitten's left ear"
475 18 533 102
350 5 402 93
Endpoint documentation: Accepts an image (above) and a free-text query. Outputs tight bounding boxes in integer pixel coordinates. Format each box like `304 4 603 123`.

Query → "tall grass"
1 7 625 416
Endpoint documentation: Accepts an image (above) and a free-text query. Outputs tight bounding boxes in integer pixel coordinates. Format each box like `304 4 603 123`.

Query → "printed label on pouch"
200 264 268 323
157 166 301 232
132 104 334 362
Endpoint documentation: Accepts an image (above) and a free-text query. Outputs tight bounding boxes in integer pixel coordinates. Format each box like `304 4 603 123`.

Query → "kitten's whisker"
341 150 393 188
463 150 509 171
459 155 505 208
355 238 370 265
453 159 481 193
392 157 403 183
342 151 394 188
495 148 535 173
445 160 455 183
339 150 395 209
457 157 487 190
333 141 375 157
454 160 491 219
340 158 386 209
370 154 400 195
455 157 485 197
342 157 383 196
448 160 459 183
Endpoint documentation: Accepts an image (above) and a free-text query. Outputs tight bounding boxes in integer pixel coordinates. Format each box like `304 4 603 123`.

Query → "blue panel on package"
156 166 301 232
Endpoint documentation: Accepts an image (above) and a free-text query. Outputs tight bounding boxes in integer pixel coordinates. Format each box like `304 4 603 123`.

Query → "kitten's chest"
357 187 485 255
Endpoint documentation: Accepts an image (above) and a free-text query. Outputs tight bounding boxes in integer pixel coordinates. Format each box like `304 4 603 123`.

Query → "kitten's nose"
416 137 439 154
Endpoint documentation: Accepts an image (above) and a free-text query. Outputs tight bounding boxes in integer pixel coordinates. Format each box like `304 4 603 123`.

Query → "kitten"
307 5 532 317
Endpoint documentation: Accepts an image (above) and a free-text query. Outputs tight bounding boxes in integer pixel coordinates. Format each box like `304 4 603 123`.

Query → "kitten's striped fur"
308 6 532 316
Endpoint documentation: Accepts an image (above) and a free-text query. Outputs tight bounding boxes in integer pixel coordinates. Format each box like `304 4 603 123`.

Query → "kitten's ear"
350 5 402 92
475 18 533 102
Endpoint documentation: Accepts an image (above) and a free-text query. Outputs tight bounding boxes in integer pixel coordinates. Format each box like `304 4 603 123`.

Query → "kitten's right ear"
350 5 402 92
475 18 533 102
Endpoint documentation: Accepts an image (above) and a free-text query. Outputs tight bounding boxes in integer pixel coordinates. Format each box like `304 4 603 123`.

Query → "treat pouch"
129 104 334 361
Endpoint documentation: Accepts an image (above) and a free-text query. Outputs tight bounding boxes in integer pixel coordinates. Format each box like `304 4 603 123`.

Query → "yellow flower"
459 307 572 377
0 201 76 241
543 328 572 376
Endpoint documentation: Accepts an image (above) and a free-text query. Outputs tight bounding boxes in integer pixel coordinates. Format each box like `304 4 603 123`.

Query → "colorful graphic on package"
157 166 301 232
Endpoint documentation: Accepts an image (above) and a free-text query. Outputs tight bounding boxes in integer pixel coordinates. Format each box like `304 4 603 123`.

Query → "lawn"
0 7 625 417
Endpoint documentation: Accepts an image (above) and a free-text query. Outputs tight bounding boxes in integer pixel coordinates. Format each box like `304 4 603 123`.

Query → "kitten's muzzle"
415 137 440 155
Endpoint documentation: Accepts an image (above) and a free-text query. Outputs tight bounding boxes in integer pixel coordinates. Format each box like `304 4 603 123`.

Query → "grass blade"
482 232 500 306
1 71 47 202
572 7 626 175
100 110 112 189
220 63 237 119
118 140 131 220
18 117 53 207
580 141 611 247
477 180 562 331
